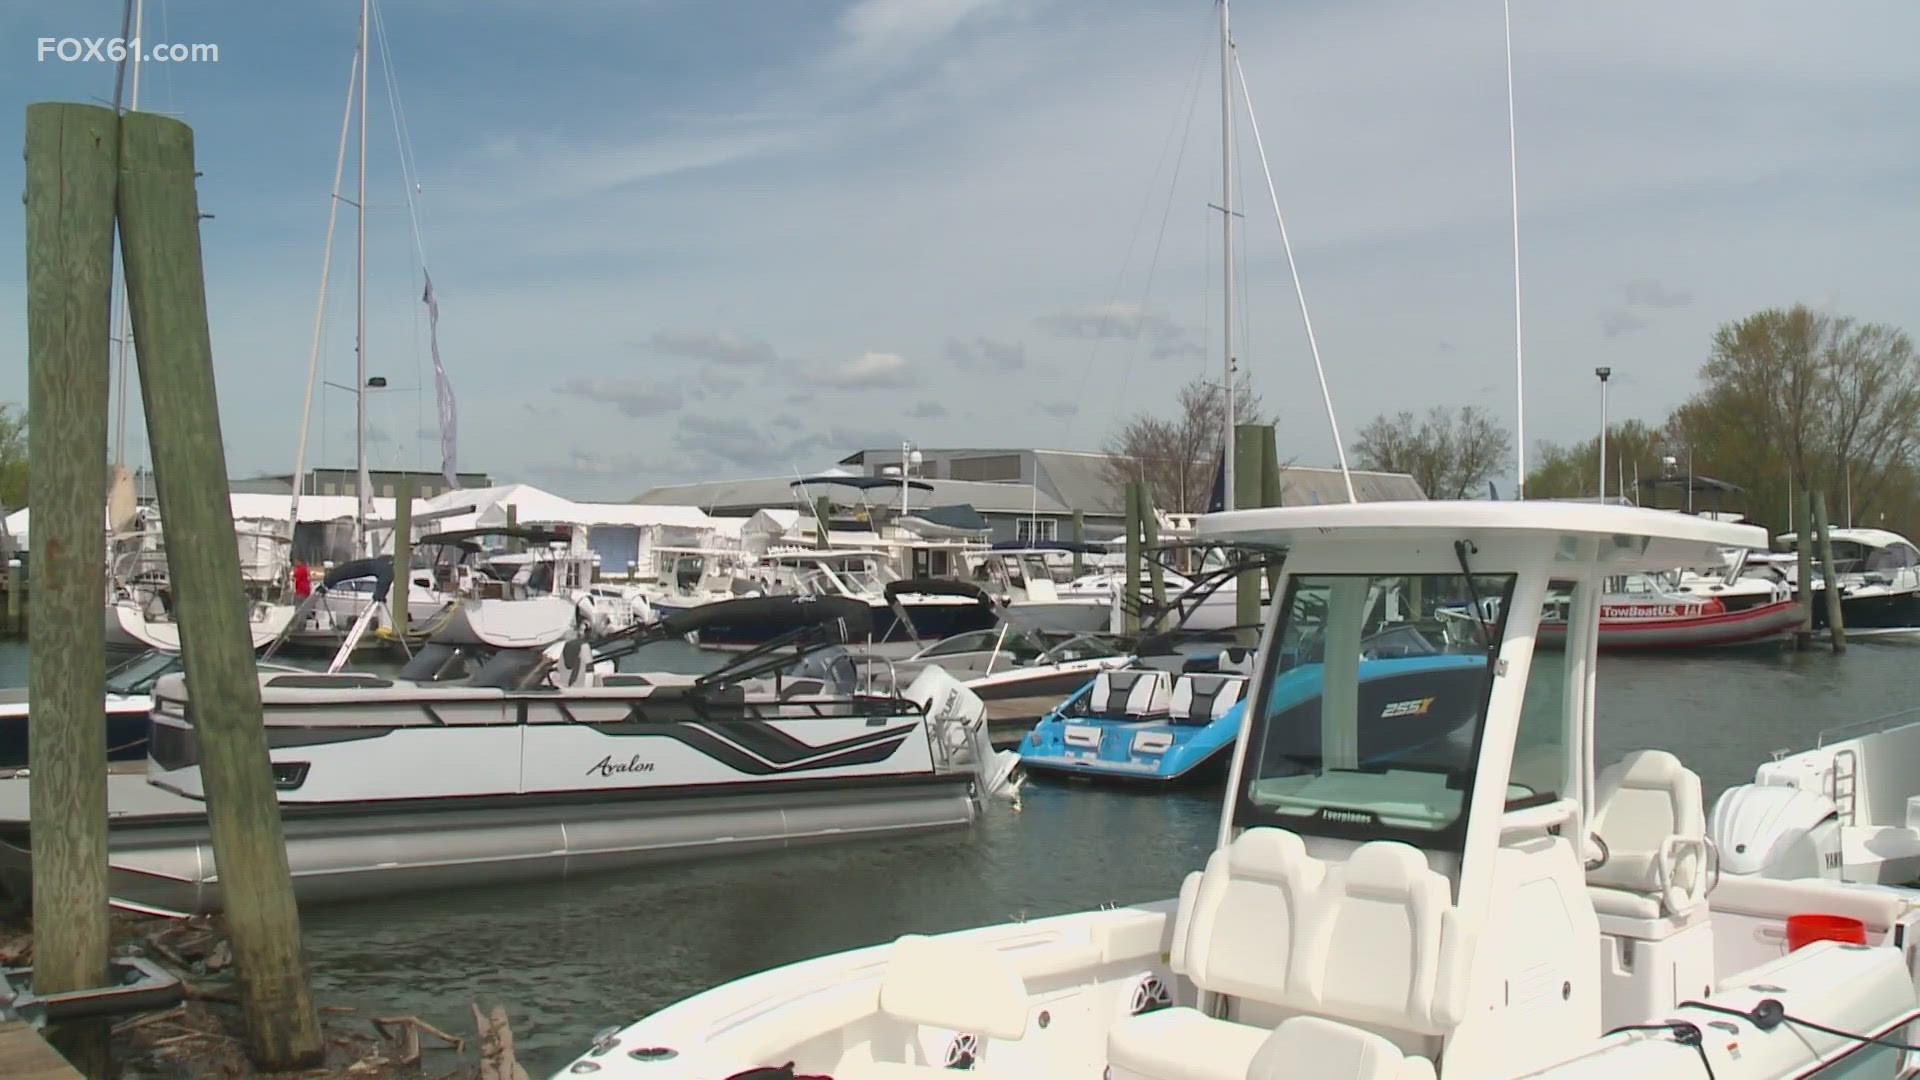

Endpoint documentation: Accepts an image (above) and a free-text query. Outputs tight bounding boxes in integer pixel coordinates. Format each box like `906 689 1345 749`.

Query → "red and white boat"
1537 549 1801 649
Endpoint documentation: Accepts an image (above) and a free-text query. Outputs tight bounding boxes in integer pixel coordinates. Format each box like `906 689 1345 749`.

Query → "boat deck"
0 1022 82 1079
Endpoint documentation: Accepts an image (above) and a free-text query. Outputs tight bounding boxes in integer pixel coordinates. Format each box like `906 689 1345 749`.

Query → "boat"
553 501 1920 1080
104 594 298 653
853 626 1134 734
0 649 308 771
969 546 1114 634
0 595 1019 917
653 550 1001 651
1776 527 1920 632
1531 553 1803 650
1709 705 1920 889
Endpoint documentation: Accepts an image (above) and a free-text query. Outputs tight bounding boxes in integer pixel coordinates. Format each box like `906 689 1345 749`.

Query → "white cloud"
558 377 683 418
819 352 916 390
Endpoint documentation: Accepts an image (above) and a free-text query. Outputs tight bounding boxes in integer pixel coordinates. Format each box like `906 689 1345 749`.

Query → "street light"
1595 367 1613 501
898 441 923 518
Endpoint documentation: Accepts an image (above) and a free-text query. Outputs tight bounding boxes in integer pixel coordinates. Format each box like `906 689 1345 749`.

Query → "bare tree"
1352 406 1511 500
1100 373 1264 512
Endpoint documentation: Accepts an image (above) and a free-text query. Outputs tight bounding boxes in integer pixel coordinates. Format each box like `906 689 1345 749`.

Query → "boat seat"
1217 647 1256 676
1109 829 1325 1080
1169 674 1244 725
839 934 1030 1080
1123 672 1173 718
1246 1016 1436 1080
1587 750 1709 932
1091 670 1155 714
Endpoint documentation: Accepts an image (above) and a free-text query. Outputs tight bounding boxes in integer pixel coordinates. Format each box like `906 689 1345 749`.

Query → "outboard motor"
902 666 1021 801
1707 783 1843 881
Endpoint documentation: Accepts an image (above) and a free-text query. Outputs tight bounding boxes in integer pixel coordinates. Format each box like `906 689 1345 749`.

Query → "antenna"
1504 0 1526 499
1218 0 1237 512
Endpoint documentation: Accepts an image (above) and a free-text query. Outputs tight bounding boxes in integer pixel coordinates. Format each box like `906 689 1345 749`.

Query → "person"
293 562 313 599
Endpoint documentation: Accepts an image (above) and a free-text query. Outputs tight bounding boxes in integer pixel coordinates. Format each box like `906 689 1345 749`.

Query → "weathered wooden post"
1794 487 1815 652
1123 482 1143 636
1259 426 1285 598
1233 423 1265 646
117 110 323 1070
1 524 18 636
813 495 831 549
1812 491 1847 652
392 477 412 644
24 100 116 1020
505 503 519 553
1139 491 1166 609
1070 509 1084 576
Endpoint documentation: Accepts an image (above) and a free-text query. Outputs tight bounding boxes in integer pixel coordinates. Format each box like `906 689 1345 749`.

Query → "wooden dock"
0 1022 83 1078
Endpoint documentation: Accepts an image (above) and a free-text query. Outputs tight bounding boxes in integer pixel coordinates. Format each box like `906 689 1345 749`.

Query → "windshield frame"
1231 570 1516 854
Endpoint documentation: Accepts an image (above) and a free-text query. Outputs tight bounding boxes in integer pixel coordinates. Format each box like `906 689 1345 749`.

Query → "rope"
1230 48 1354 502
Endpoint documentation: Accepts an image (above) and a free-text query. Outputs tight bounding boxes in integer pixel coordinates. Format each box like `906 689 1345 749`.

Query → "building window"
321 482 337 496
1015 518 1057 543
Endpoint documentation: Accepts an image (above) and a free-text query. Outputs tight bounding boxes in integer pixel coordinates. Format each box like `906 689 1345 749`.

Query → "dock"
0 1022 83 1078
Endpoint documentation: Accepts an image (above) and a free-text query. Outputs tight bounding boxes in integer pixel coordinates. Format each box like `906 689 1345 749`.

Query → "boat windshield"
106 649 181 696
1038 633 1121 664
1236 572 1515 851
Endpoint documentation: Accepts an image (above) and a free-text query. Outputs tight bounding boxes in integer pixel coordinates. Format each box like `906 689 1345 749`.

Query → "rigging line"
1232 48 1354 502
1064 12 1215 439
369 0 430 266
289 50 363 549
1504 0 1526 498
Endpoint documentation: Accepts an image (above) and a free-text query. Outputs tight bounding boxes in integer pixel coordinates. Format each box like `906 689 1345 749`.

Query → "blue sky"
5 0 1917 499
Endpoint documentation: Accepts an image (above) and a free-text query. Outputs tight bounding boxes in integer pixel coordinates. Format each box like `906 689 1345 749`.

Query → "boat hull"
1538 598 1802 650
997 599 1111 635
0 772 975 917
0 692 154 769
105 600 295 653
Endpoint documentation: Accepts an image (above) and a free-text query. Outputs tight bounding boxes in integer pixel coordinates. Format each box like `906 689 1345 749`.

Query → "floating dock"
0 1022 82 1079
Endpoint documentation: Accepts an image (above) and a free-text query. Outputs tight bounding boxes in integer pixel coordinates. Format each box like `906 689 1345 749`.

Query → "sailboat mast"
1219 0 1236 512
354 0 371 548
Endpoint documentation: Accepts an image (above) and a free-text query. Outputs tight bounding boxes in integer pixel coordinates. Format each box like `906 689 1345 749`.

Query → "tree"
1526 419 1674 501
1673 306 1920 534
1100 372 1264 512
1351 405 1511 499
0 404 23 510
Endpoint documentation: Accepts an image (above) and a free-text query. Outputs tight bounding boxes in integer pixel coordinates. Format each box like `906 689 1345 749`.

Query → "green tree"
1351 406 1511 499
1527 420 1675 502
1672 306 1920 535
0 404 23 510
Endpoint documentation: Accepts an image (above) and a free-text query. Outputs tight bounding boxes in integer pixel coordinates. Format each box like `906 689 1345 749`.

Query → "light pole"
1595 367 1612 502
898 441 922 518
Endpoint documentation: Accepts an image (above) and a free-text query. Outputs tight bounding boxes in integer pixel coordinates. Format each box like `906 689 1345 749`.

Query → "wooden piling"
1794 487 1815 652
813 496 831 549
1 524 19 636
116 110 323 1070
505 504 519 553
1233 423 1266 646
392 477 412 643
1140 492 1166 609
24 102 117 1008
1070 509 1084 576
1123 482 1143 636
1812 491 1846 652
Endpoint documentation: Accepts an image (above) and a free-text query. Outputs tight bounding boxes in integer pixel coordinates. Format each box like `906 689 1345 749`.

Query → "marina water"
0 638 1912 1074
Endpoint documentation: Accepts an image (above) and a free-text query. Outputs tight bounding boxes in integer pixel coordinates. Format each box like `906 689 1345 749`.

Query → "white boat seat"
1106 1007 1272 1080
1217 647 1256 676
1588 750 1709 930
1246 1016 1437 1080
1169 674 1244 724
1124 672 1173 718
1289 841 1473 1035
836 933 1031 1080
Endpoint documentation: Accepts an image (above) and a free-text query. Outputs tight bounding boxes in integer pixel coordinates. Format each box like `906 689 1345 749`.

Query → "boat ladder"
1831 748 1860 826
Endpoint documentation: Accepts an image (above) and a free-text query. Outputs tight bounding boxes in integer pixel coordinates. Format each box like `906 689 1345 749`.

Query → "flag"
1206 448 1226 513
424 271 458 489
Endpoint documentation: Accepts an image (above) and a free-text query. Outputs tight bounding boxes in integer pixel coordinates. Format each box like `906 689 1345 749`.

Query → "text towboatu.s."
556 501 1920 1080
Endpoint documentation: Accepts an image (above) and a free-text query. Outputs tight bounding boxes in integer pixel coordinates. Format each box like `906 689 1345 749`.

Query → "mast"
354 0 371 549
1219 0 1236 512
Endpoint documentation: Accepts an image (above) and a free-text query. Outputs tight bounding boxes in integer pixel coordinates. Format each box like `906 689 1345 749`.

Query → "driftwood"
473 1003 530 1080
373 1014 467 1067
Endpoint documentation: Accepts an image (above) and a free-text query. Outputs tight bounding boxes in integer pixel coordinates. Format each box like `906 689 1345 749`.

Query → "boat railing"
1812 703 1920 748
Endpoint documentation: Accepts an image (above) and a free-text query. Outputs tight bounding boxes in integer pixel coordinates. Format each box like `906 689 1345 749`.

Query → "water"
1 637 1916 1074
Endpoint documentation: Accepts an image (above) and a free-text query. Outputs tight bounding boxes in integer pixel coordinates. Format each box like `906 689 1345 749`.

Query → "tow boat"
556 501 1920 1080
0 596 1019 916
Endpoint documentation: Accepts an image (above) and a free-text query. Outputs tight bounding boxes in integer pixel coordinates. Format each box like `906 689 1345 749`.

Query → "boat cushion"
1587 885 1663 921
1178 828 1324 1003
1589 750 1705 897
1106 1006 1272 1080
1124 672 1173 717
1169 674 1244 724
1246 1016 1437 1080
1217 647 1256 676
1289 841 1472 1034
878 934 1029 1041
1708 875 1917 935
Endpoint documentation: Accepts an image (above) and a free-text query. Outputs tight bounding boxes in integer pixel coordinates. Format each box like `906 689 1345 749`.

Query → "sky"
4 0 1917 501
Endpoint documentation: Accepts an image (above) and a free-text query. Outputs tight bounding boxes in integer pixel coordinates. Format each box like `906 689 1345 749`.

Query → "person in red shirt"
293 562 313 598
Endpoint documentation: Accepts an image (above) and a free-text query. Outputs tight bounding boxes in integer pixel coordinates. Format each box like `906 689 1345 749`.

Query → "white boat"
0 595 1020 917
554 501 1920 1080
105 595 297 653
1775 527 1920 632
970 548 1114 634
1710 706 1920 888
